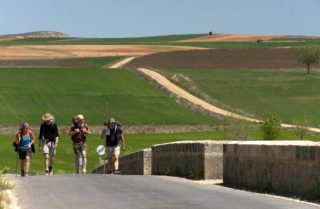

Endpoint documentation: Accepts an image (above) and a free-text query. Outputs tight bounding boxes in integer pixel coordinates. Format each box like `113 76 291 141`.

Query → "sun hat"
108 118 116 124
75 114 84 120
42 113 54 121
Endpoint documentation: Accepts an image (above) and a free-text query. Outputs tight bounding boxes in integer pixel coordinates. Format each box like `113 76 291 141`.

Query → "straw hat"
75 114 84 120
42 113 54 121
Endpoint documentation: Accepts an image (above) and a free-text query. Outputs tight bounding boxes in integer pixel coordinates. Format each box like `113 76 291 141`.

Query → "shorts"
19 148 32 160
42 141 56 156
73 143 87 155
106 145 121 159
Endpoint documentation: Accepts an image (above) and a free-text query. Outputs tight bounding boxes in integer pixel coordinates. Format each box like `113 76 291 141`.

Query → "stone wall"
92 148 152 175
223 141 320 197
119 148 152 175
152 141 225 180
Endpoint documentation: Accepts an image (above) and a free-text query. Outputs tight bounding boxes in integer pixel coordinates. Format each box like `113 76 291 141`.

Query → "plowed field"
126 48 320 70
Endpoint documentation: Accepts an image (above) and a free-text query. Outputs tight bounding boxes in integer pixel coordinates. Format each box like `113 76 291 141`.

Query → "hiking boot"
49 166 53 175
45 170 50 176
114 170 121 175
82 168 86 174
21 170 25 177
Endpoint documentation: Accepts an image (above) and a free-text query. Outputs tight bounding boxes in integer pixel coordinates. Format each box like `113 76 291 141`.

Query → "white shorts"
106 145 120 159
42 141 56 156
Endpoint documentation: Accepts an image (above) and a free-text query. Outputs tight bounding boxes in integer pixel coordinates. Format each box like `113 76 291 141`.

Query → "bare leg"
82 151 87 173
107 156 113 173
44 154 49 171
25 156 30 176
49 155 55 166
114 154 119 171
75 154 79 173
20 160 24 170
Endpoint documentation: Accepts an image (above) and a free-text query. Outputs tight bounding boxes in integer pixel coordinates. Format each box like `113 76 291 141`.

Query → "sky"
0 0 320 38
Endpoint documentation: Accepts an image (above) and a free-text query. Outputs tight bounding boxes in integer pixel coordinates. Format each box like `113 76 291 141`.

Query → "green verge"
0 130 319 174
0 67 216 125
158 68 320 126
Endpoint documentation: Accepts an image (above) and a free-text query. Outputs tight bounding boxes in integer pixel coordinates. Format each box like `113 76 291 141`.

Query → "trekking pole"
103 154 106 174
15 113 22 176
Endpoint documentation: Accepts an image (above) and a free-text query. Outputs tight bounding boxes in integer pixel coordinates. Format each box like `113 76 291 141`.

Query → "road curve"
10 175 319 209
136 67 320 133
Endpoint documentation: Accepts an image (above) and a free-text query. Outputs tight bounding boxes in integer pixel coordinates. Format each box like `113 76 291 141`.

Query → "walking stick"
15 113 22 176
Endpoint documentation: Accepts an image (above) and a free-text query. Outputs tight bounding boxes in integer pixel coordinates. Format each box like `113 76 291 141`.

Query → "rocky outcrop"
1 31 69 38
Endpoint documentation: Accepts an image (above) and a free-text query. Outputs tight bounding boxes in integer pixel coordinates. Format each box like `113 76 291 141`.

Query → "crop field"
0 34 204 46
156 68 320 126
0 56 121 68
1 34 320 49
126 48 320 70
0 66 217 126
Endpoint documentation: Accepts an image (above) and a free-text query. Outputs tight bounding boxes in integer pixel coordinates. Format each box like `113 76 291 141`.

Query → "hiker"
69 114 91 174
101 118 125 174
15 122 35 177
39 113 59 175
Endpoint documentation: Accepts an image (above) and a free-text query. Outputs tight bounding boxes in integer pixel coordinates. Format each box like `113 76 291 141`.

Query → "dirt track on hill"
137 68 260 123
0 45 204 60
135 67 320 133
127 48 320 70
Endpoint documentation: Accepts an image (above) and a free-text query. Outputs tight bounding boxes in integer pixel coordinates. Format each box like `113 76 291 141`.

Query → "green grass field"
1 129 319 174
0 66 217 125
0 34 204 46
159 68 320 126
0 132 222 174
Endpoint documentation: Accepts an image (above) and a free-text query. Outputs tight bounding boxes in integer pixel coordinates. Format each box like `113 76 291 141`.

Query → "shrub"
260 113 282 140
293 115 311 140
223 117 251 141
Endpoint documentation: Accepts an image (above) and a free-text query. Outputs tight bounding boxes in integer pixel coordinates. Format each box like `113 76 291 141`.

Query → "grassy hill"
156 68 320 126
0 65 217 126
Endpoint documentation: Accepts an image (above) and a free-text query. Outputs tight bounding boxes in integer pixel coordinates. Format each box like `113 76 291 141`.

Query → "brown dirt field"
126 48 320 70
0 45 204 60
179 34 284 42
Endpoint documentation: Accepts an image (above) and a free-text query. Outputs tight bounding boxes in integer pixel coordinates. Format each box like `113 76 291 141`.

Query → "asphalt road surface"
11 175 319 209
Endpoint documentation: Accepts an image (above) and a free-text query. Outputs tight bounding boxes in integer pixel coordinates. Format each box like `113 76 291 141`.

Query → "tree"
297 47 320 74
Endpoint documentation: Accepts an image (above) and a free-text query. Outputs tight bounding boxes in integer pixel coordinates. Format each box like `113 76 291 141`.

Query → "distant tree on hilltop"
297 46 320 74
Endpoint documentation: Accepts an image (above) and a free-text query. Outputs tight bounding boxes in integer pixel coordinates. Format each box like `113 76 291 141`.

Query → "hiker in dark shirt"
39 113 59 175
69 114 91 174
101 118 125 174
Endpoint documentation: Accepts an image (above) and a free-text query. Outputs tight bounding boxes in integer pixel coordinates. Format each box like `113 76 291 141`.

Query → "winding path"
136 67 320 133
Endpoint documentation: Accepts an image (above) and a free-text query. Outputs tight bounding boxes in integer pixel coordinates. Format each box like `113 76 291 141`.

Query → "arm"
30 132 35 145
120 134 126 151
39 124 43 148
83 124 91 135
55 124 59 148
69 126 78 136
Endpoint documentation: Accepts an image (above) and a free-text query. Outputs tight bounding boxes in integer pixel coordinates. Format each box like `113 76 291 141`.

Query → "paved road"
11 175 319 209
